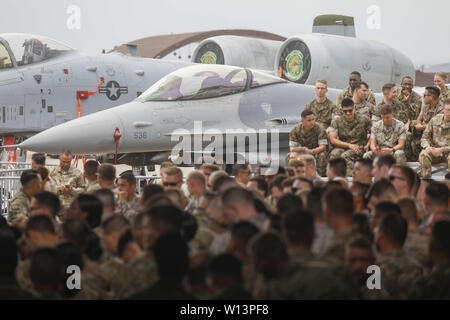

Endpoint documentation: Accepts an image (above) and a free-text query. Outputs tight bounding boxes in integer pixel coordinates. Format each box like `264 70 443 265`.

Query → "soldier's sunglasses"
163 181 179 187
389 175 405 182
342 109 354 114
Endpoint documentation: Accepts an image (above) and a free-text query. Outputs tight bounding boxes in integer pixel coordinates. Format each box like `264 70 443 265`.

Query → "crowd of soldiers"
289 71 450 178
0 142 450 299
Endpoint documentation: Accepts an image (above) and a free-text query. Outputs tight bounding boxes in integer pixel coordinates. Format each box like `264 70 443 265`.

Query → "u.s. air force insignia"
99 80 128 101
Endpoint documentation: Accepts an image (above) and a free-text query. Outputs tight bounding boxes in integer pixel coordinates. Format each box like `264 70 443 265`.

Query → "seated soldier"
336 71 376 107
364 104 407 164
351 81 375 118
418 99 450 178
329 98 372 176
289 109 328 176
303 79 340 129
372 83 409 127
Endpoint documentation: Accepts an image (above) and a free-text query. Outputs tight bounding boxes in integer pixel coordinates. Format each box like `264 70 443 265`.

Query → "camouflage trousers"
408 129 424 162
329 148 363 177
363 150 407 164
315 152 328 177
418 150 450 178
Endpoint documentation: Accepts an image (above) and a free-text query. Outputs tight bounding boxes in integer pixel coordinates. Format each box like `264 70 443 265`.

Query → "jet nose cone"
19 110 123 154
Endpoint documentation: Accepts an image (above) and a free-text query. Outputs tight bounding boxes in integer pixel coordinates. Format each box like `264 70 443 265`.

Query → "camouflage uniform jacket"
398 90 422 122
15 259 40 297
49 166 85 207
85 180 101 193
322 226 362 263
438 87 450 108
336 85 376 107
372 100 410 125
289 123 328 149
404 229 430 267
370 118 407 148
329 114 372 147
8 188 31 227
377 249 423 299
420 114 450 151
420 103 442 125
304 98 340 129
190 208 226 252
119 253 159 299
354 100 375 118
115 195 140 221
408 262 450 299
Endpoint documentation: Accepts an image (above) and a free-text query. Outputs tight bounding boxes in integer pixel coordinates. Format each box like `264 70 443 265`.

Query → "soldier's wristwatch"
311 149 315 155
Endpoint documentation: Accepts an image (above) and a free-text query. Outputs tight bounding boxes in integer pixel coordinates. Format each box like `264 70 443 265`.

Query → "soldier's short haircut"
20 169 39 187
35 166 49 181
341 98 354 108
102 214 129 235
299 154 316 168
208 253 242 280
154 232 189 280
355 158 373 171
33 191 61 218
378 213 408 246
84 160 99 178
233 164 251 175
77 194 103 229
269 175 287 192
118 172 136 185
328 158 347 177
277 194 303 215
62 218 91 250
432 220 450 259
397 197 418 223
425 182 449 207
187 170 206 188
401 76 413 83
0 227 18 276
61 149 73 157
323 188 354 218
249 177 268 197
366 179 398 202
307 187 325 218
391 165 418 194
380 104 394 115
425 86 440 99
345 235 372 254
288 159 305 168
282 209 314 246
141 184 164 204
281 177 295 189
149 205 183 234
117 228 134 258
160 161 175 169
200 163 220 172
351 81 365 91
435 72 448 82
98 164 116 182
293 177 313 189
316 79 328 86
382 83 396 92
165 166 183 180
374 201 402 221
230 220 259 248
375 154 396 169
444 98 450 106
25 214 55 234
94 188 116 211
31 153 46 166
212 175 237 192
30 247 64 290
291 147 308 155
350 71 361 78
221 186 254 208
301 109 314 119
143 193 174 211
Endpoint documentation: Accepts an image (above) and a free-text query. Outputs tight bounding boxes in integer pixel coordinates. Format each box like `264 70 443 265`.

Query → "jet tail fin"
312 14 356 37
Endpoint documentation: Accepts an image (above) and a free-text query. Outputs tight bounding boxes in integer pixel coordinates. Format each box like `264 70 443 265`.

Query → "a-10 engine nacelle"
192 34 415 91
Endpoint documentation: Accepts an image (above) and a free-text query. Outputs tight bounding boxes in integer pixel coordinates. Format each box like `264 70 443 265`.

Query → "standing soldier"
412 86 442 160
351 81 375 118
418 99 450 178
329 99 372 176
289 110 328 176
434 72 449 107
49 150 85 210
84 160 101 193
372 84 409 127
304 79 340 130
363 104 407 164
336 71 376 107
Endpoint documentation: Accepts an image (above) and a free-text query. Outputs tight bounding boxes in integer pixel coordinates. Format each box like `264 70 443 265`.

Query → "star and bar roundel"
99 80 128 101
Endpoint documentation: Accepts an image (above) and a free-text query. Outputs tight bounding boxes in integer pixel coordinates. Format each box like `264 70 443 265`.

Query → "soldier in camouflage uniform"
418 100 450 178
115 172 140 221
411 86 442 160
49 150 85 211
190 207 226 253
434 72 449 108
375 213 423 299
8 170 42 228
329 99 372 176
84 160 101 193
351 81 376 118
289 109 328 176
336 71 376 107
371 84 410 126
303 79 341 129
364 104 407 164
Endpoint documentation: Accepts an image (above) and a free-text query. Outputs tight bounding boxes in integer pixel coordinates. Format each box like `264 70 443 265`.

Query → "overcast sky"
1 0 448 66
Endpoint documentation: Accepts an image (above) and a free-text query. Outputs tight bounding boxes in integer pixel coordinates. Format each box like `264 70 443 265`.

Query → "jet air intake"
275 33 415 91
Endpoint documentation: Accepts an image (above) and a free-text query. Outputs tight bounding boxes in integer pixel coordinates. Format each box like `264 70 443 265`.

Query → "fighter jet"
19 64 348 167
0 33 192 160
